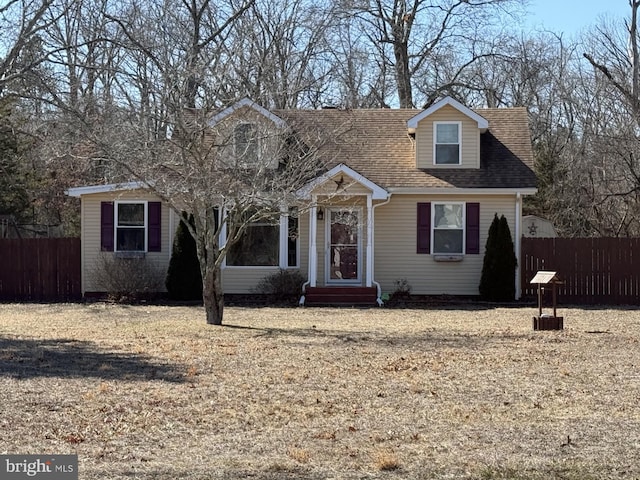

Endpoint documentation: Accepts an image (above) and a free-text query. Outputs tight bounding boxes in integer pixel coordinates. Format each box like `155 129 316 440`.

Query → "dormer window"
234 123 259 164
434 122 461 165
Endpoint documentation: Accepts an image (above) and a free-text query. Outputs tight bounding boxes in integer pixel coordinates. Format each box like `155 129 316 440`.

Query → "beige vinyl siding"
374 194 516 296
415 104 480 169
222 267 282 293
81 190 171 294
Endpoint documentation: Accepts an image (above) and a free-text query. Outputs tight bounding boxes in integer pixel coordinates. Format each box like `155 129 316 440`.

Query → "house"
66 96 537 304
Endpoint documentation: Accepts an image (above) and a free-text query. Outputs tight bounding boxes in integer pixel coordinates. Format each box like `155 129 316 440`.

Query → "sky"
525 0 631 36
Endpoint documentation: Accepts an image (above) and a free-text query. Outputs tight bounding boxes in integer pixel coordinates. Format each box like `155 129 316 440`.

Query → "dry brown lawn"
1 303 639 479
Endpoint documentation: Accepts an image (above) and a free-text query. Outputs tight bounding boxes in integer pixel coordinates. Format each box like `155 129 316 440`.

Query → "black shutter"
417 202 431 254
100 202 114 252
465 203 480 254
148 202 162 252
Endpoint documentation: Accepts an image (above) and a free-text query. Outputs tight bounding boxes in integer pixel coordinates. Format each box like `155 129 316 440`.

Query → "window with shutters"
432 203 464 254
100 201 162 253
417 202 480 256
115 202 146 252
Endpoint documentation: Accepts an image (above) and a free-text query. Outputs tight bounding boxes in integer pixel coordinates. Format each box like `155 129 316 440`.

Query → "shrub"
253 269 306 304
479 214 517 301
391 278 412 299
166 213 202 301
93 253 164 302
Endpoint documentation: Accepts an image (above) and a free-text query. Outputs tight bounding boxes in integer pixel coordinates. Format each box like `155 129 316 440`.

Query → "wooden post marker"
530 271 564 330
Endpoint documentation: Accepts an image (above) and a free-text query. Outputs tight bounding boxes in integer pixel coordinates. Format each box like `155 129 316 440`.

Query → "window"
234 123 259 164
100 201 162 253
416 202 479 255
434 122 461 165
225 208 299 268
116 202 146 251
227 213 279 266
432 203 464 254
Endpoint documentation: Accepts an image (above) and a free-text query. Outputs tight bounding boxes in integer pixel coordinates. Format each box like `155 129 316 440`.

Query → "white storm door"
326 208 361 284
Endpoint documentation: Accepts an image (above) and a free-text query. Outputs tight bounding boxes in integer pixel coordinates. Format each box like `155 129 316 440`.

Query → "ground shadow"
0 336 186 382
226 322 535 352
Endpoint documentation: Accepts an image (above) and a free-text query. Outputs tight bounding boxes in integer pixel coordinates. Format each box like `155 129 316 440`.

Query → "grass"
1 303 640 479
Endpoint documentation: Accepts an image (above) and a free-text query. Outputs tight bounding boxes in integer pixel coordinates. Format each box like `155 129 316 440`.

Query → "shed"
523 215 557 238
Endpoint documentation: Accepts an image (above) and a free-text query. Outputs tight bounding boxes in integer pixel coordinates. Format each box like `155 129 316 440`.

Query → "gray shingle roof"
277 107 537 190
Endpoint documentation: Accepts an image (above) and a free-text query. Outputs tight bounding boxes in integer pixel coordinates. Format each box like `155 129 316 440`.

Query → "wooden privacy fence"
0 238 81 301
521 237 640 305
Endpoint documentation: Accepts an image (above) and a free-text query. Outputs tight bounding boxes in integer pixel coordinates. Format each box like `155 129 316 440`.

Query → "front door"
326 208 361 284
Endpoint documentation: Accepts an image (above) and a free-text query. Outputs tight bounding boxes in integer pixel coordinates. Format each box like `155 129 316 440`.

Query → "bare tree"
221 0 334 109
86 102 335 324
0 0 65 94
578 1 640 235
342 0 523 108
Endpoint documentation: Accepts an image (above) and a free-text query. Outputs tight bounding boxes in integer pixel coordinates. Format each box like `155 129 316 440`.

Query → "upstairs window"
434 122 461 165
234 123 259 164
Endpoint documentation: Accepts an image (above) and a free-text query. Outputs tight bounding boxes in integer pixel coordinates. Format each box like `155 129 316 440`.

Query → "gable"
208 103 288 169
413 104 482 169
407 96 488 131
208 98 287 128
298 164 388 200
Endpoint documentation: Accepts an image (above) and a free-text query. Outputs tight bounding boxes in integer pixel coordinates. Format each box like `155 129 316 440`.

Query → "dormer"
207 98 288 169
407 96 488 170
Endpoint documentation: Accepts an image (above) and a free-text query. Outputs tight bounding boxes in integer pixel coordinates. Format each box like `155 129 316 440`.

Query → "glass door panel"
328 209 360 282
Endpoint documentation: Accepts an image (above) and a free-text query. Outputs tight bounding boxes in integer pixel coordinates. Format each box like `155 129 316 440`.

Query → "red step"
303 286 378 307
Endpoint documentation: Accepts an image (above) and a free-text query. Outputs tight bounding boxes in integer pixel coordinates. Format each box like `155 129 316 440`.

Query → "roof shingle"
277 107 536 190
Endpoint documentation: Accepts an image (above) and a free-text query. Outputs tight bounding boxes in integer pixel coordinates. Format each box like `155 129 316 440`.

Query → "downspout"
515 192 522 300
371 194 393 306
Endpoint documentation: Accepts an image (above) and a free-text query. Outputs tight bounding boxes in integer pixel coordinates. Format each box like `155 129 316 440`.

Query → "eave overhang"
407 96 489 134
65 181 149 197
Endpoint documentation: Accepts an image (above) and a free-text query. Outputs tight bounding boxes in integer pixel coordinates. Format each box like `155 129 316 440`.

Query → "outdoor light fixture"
317 208 324 221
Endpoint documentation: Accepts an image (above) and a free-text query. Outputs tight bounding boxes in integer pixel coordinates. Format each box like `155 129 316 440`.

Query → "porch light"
317 208 324 221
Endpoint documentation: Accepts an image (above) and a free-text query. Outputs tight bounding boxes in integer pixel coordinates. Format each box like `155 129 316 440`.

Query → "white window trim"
431 201 465 255
114 200 148 253
433 121 462 166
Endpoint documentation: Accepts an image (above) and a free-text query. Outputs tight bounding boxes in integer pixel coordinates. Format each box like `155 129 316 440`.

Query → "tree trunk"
202 263 224 325
394 41 413 108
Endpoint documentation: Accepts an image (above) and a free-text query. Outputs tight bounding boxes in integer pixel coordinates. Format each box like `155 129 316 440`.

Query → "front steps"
303 286 378 307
